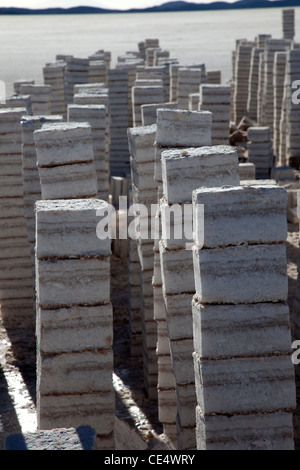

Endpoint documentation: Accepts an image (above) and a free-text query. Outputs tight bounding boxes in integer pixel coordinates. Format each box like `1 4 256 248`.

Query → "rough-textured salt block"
37 303 113 354
193 353 296 415
159 241 194 295
192 298 292 359
34 122 94 167
192 185 287 248
192 243 288 304
156 109 212 147
160 198 193 248
35 199 111 258
127 124 156 162
36 257 110 307
162 145 240 204
238 162 256 180
38 161 98 200
247 126 271 142
196 407 295 450
163 292 194 340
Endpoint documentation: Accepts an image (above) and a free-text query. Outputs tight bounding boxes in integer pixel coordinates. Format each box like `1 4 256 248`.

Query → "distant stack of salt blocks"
72 84 111 177
199 84 231 145
88 52 108 85
116 57 144 128
273 52 288 161
43 61 67 118
247 127 274 179
35 199 115 450
233 41 254 124
34 122 98 200
20 84 51 115
127 124 158 400
0 108 35 329
20 114 63 270
68 104 110 200
281 50 300 169
247 47 264 121
260 39 291 136
206 70 221 84
192 184 296 450
177 67 203 110
132 84 165 127
155 108 212 450
64 57 89 105
136 64 170 105
107 69 130 176
14 79 35 94
144 38 160 66
0 92 33 115
282 9 295 41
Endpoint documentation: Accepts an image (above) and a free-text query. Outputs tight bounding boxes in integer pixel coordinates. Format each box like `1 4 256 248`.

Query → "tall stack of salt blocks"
247 127 274 179
35 199 115 450
132 86 165 127
136 65 170 103
273 51 287 162
88 59 107 86
107 69 130 176
116 59 144 128
128 237 143 357
284 50 300 169
0 108 35 329
43 61 67 118
160 144 241 450
257 51 265 125
233 42 253 124
247 47 264 121
199 84 231 145
192 185 296 450
64 57 89 105
67 104 110 200
34 122 98 200
282 9 295 41
233 43 253 124
127 124 158 399
20 84 52 115
260 39 291 137
177 68 202 110
21 114 64 269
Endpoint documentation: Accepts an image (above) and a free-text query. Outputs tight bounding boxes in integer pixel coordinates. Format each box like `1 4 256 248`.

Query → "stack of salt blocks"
247 127 274 179
64 57 89 105
20 114 63 270
68 104 110 200
283 50 300 169
159 144 241 450
177 67 202 110
43 60 67 118
35 199 114 450
199 84 231 145
273 52 288 162
20 84 52 115
116 58 144 128
0 108 35 328
0 92 33 115
127 123 158 399
282 9 295 41
233 42 253 124
132 85 165 127
247 47 264 121
14 79 34 94
107 68 130 176
192 184 296 450
34 122 98 200
88 57 107 86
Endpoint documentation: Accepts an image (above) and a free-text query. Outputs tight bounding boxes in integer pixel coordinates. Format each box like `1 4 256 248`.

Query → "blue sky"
1 0 239 10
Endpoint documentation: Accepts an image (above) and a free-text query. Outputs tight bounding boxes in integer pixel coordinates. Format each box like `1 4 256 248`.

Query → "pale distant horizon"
0 0 264 11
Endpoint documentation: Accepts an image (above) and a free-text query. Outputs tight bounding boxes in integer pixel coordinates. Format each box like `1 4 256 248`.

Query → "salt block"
5 426 96 451
192 185 287 248
193 353 296 415
35 199 111 258
36 257 110 307
162 146 239 204
247 126 271 142
192 298 292 359
127 124 156 162
156 109 212 147
159 241 194 295
163 292 194 340
34 122 94 167
193 243 288 304
196 407 294 450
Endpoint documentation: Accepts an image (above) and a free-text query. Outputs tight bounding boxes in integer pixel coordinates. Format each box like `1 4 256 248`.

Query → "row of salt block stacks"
232 8 300 179
127 106 297 449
